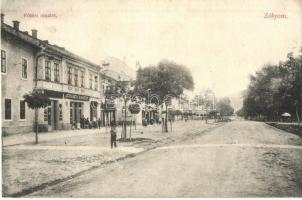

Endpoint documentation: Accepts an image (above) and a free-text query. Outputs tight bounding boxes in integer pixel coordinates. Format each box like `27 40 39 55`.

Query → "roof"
1 22 99 68
101 57 136 80
101 69 126 81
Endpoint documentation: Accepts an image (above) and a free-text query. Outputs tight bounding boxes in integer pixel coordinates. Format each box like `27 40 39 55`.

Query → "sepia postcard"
1 0 302 197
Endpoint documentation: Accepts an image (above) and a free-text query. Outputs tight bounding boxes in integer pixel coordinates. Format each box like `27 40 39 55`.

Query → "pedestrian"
97 118 101 129
110 122 117 148
80 115 85 129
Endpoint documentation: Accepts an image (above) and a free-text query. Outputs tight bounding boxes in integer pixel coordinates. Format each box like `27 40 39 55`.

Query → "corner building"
1 15 102 134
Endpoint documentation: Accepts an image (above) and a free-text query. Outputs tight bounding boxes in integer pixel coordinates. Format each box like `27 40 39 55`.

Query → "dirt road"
28 120 302 197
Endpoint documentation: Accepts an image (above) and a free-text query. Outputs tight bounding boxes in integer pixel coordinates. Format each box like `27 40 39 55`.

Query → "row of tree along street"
237 48 302 124
24 59 235 143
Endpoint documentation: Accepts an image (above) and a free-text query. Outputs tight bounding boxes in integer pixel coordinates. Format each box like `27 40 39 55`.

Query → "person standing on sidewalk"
110 122 117 148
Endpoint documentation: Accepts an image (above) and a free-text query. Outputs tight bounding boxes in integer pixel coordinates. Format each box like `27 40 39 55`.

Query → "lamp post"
147 88 151 123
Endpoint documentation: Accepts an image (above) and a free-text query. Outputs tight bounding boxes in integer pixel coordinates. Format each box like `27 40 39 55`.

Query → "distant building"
100 57 143 125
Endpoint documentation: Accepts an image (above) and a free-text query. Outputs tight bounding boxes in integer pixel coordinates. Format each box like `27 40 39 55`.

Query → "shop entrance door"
47 100 58 131
70 102 83 127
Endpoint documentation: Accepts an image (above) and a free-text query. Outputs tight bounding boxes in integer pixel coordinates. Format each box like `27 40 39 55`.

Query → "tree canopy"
241 48 302 122
217 97 234 116
23 90 50 109
134 60 194 101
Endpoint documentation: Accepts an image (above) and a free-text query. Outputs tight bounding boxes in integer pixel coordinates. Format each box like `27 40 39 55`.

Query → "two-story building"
1 15 102 134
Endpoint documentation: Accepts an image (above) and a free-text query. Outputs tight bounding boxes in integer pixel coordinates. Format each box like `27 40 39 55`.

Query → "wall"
1 33 37 135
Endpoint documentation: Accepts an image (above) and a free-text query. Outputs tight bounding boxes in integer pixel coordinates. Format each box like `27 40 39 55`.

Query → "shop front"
43 89 92 130
101 100 116 126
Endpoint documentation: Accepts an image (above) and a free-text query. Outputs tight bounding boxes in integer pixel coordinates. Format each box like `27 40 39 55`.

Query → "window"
21 58 27 79
45 60 51 81
44 107 48 121
67 65 72 85
74 68 78 86
89 73 93 89
4 99 12 120
80 71 85 87
1 50 6 73
94 76 98 90
54 63 60 82
20 100 26 120
70 102 73 124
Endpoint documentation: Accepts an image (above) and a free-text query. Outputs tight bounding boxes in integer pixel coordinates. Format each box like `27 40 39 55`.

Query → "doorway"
47 100 58 131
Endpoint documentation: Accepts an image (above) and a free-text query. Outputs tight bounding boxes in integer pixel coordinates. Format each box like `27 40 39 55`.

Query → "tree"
134 60 194 132
23 89 50 144
242 48 302 123
279 52 302 124
216 97 234 116
236 108 244 117
105 80 133 140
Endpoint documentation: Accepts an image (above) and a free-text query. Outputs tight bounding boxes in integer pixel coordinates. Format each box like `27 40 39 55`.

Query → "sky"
2 0 302 101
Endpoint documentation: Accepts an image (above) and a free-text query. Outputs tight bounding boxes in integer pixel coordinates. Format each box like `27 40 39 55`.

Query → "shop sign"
44 90 64 98
64 93 90 101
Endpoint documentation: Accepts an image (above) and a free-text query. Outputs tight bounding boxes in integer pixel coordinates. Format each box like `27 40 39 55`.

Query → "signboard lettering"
64 93 89 101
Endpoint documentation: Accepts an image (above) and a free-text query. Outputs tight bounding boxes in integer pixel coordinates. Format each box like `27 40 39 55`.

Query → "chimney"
31 29 37 38
1 13 4 23
12 20 20 30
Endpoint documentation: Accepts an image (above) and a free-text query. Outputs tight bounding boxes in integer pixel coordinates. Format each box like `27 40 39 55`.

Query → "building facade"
1 15 145 135
1 16 102 135
1 19 38 134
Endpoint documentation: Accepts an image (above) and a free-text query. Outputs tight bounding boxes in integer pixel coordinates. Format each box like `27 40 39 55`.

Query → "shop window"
4 98 12 120
20 100 26 120
90 102 98 121
70 102 73 124
45 60 51 81
1 50 6 73
44 107 48 121
21 58 27 79
59 104 63 121
54 63 60 82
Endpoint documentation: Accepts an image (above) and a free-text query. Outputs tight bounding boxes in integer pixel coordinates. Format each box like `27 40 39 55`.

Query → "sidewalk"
2 127 109 147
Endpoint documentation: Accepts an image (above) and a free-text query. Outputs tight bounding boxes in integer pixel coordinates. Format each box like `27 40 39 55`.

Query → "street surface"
27 120 302 197
2 120 218 196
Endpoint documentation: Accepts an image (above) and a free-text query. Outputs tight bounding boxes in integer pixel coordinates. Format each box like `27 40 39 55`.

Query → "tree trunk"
134 115 136 130
296 106 301 126
35 108 39 144
165 104 168 132
130 115 132 140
